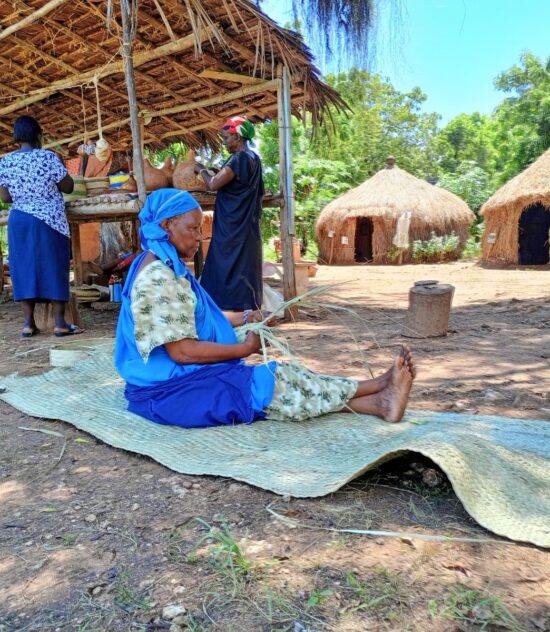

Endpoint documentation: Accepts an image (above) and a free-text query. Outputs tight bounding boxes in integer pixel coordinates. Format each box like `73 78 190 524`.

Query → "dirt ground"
1 260 549 632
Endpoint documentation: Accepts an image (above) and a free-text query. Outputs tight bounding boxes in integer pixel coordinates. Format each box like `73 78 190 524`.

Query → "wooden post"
70 221 83 286
120 0 146 205
277 64 297 320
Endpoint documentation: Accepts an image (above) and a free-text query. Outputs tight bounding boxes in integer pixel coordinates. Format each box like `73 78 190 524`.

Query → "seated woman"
114 189 415 429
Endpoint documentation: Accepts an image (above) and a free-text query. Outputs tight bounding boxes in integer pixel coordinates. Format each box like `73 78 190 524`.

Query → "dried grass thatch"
315 159 475 264
0 0 346 156
480 148 550 264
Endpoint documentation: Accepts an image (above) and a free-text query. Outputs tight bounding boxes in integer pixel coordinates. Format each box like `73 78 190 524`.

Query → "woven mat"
1 348 549 548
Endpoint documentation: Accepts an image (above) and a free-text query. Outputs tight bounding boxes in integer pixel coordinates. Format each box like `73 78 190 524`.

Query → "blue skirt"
8 208 70 302
125 363 267 428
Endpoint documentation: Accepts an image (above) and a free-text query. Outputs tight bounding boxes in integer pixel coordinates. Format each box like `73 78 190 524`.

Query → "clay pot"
160 156 174 181
144 158 171 191
173 150 206 191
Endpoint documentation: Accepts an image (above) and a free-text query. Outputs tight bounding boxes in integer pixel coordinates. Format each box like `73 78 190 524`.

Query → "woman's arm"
195 164 235 192
57 173 74 194
223 310 263 327
165 331 261 364
0 185 12 203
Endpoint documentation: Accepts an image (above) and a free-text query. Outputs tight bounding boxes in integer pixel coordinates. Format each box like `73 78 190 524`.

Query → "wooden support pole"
0 0 68 41
277 64 297 319
120 0 146 204
70 221 83 287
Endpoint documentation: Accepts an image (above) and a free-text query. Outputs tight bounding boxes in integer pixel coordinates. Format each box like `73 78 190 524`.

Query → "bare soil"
1 260 549 632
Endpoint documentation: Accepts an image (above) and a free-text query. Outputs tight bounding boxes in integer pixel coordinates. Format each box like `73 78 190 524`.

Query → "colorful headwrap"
138 188 201 277
222 116 255 140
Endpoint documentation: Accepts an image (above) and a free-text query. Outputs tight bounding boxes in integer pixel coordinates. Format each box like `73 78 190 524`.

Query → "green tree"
491 52 550 184
258 68 440 247
437 161 495 213
436 112 496 174
308 68 440 180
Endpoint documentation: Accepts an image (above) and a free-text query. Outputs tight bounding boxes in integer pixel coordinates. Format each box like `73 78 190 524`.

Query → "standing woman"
0 116 82 337
195 116 264 321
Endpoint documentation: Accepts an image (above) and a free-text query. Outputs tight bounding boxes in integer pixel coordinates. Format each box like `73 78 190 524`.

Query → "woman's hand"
194 163 206 174
244 331 262 355
248 310 264 323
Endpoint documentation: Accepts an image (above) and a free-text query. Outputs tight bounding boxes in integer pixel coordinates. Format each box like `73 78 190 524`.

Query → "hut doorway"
518 204 550 264
355 218 373 262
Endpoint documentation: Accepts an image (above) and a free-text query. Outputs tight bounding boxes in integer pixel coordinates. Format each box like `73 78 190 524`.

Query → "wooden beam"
0 0 68 41
42 117 131 150
120 0 146 204
142 79 279 119
277 65 297 317
198 70 264 85
11 0 184 109
0 52 125 139
0 26 215 117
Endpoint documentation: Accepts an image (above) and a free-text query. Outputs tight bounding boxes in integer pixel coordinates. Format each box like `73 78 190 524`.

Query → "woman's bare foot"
375 345 416 385
401 344 417 379
379 354 414 423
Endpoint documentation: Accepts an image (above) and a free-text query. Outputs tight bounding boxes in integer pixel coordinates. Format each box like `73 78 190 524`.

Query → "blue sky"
259 0 550 125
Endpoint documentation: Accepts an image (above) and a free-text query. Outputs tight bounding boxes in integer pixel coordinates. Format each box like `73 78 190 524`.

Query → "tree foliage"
491 53 550 184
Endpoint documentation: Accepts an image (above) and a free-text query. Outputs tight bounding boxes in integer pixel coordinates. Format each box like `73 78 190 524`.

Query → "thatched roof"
316 160 475 231
480 148 550 217
0 0 345 155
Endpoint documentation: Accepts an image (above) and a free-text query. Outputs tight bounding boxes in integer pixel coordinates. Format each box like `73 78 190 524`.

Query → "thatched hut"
480 149 550 265
315 158 475 264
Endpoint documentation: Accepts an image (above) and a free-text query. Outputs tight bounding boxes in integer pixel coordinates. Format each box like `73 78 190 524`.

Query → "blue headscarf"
139 188 201 277
114 188 276 425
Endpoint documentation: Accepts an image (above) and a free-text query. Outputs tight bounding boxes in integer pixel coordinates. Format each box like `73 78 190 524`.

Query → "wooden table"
2 192 282 289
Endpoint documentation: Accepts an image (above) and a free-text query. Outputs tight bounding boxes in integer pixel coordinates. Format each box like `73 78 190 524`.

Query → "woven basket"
63 175 87 201
85 176 109 194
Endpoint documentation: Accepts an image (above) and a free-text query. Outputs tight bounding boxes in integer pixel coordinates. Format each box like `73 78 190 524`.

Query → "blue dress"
0 149 70 302
115 253 276 428
200 150 264 310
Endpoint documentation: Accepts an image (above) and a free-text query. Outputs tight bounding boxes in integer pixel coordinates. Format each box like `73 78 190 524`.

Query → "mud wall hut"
315 159 475 265
480 149 550 265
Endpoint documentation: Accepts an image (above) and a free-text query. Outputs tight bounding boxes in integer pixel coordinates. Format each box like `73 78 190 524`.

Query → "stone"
422 468 442 488
85 514 97 523
162 604 186 620
139 579 154 590
173 585 186 595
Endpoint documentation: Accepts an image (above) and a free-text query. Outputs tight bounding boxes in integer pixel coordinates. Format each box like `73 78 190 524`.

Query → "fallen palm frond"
236 282 376 377
266 503 516 546
18 425 67 466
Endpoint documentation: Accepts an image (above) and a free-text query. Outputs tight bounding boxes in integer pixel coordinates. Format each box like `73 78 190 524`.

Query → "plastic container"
113 281 122 302
108 275 115 301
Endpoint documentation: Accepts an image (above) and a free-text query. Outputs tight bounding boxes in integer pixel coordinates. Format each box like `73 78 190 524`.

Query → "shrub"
412 231 460 262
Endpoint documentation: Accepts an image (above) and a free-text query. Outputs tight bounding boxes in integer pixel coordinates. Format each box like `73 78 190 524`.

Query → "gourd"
143 158 171 191
173 150 206 191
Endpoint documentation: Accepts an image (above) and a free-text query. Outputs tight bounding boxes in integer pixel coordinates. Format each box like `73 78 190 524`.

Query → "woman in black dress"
195 117 263 323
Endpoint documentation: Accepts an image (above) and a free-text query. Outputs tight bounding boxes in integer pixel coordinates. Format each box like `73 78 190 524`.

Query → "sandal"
54 324 84 337
21 327 40 338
